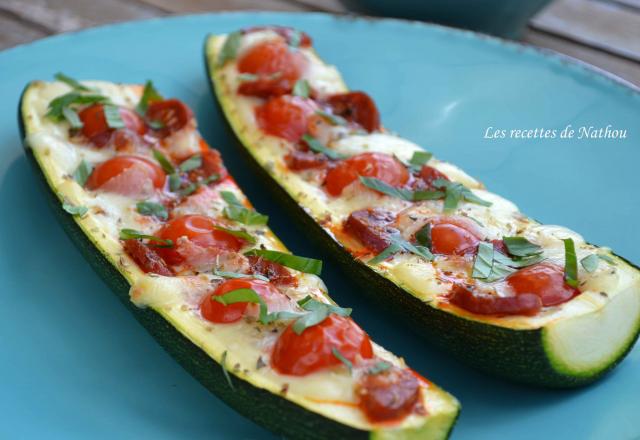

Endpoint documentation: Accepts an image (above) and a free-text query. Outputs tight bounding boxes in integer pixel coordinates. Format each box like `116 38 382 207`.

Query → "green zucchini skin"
204 44 640 389
18 84 372 440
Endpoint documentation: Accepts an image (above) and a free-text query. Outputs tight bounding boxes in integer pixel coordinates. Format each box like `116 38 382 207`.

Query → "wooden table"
1 0 639 86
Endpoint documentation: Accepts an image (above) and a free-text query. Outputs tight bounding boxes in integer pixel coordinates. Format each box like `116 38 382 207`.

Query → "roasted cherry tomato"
78 104 146 147
271 314 374 376
428 216 482 256
237 39 307 97
155 215 245 265
200 278 281 324
449 284 542 316
506 262 580 306
357 367 421 423
86 155 165 192
255 95 315 143
146 99 193 138
326 91 380 132
184 149 228 183
325 152 409 197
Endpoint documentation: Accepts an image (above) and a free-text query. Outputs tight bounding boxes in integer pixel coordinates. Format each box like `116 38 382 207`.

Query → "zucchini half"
205 31 640 388
19 80 459 439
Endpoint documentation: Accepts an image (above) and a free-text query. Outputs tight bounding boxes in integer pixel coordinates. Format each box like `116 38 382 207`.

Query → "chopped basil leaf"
203 173 221 185
597 254 616 265
72 160 93 187
368 361 392 375
563 238 579 287
288 29 302 48
432 178 492 213
291 296 351 334
368 242 402 264
503 236 543 257
331 348 353 374
359 176 414 201
493 250 544 268
220 350 234 390
412 189 446 201
408 150 433 171
214 288 270 323
245 249 322 275
136 201 168 221
119 228 173 247
212 269 269 282
103 104 125 129
292 79 310 98
472 242 494 279
168 173 181 192
369 234 433 264
580 254 600 273
179 154 202 172
62 106 83 128
46 93 109 122
237 73 259 82
315 110 348 126
54 72 93 92
214 226 255 244
415 223 432 248
176 182 199 197
217 31 242 67
302 134 346 160
152 149 175 174
136 80 163 114
62 201 88 217
221 191 269 226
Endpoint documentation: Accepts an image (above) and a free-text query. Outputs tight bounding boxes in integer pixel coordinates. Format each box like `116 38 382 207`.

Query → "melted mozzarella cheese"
22 80 456 432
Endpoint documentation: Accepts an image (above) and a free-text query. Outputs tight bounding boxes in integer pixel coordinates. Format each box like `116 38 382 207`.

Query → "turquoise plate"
1 12 638 439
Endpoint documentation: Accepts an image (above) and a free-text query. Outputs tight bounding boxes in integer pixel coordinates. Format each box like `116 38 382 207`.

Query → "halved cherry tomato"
146 99 193 138
200 278 280 323
86 155 165 191
449 284 542 316
428 216 482 256
325 152 409 196
155 215 245 266
255 95 315 143
357 367 421 423
506 262 580 306
243 26 312 47
271 314 374 376
326 91 381 132
78 104 146 147
237 39 307 97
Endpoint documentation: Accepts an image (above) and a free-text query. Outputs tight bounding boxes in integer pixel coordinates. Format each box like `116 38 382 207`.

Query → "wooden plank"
0 0 165 33
531 0 640 62
523 28 640 86
137 0 314 13
0 10 49 50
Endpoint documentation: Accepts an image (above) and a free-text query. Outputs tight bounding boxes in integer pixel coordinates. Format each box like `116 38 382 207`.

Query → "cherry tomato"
78 104 146 147
449 284 542 316
326 92 380 132
255 95 315 143
183 149 228 184
86 155 165 192
122 239 172 276
325 152 409 197
428 216 482 256
155 215 245 265
357 367 421 423
419 165 449 187
146 99 193 138
237 39 307 97
271 314 374 376
506 262 580 306
200 278 281 323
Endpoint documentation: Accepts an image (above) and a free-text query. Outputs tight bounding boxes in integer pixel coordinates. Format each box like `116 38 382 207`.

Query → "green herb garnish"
369 234 433 264
408 150 433 171
331 348 353 374
301 134 346 160
563 238 579 287
359 176 414 200
368 361 392 375
62 106 83 128
217 31 243 67
292 296 351 334
62 201 88 217
292 79 310 98
503 236 543 257
212 269 269 282
214 226 255 244
179 154 202 173
221 191 269 226
152 149 175 174
72 160 93 187
415 223 432 248
220 350 234 390
315 110 348 126
432 179 492 213
46 93 109 122
245 249 322 275
580 254 599 273
472 241 494 279
103 104 125 129
54 72 93 92
214 288 302 325
136 80 163 114
136 201 168 221
119 228 173 247
238 73 259 82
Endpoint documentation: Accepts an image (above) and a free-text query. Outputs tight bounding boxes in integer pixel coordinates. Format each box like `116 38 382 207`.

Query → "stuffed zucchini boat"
19 76 460 439
205 27 640 387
